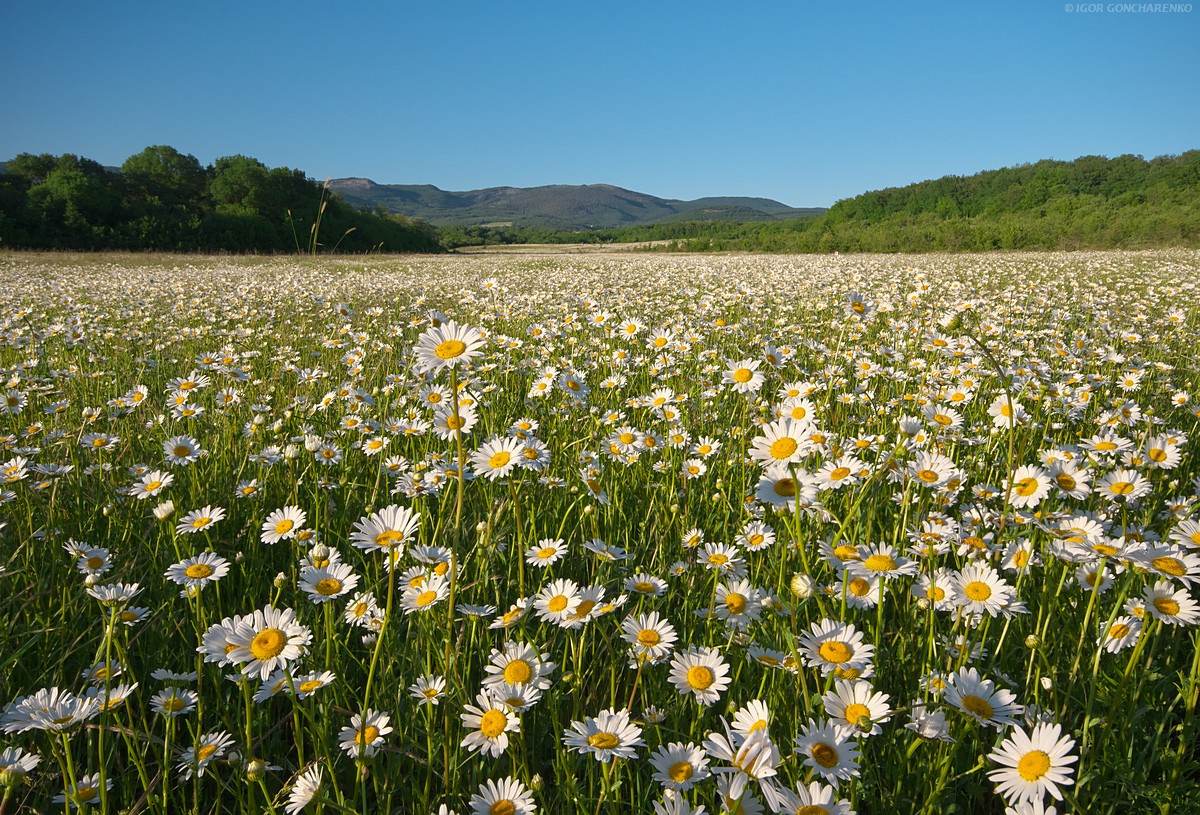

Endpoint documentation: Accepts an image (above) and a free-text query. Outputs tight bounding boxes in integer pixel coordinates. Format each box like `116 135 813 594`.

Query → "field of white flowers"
1 250 1199 815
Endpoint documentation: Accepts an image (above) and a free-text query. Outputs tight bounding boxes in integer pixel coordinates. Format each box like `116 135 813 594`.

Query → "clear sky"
3 1 1197 207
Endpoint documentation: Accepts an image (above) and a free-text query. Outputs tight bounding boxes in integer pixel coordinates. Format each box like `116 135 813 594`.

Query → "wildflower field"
2 250 1200 815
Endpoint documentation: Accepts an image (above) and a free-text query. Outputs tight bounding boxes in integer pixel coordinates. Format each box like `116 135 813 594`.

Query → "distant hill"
327 179 824 229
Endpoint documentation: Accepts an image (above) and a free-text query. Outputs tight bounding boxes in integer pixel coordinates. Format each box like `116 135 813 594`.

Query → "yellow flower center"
185 563 214 579
666 760 694 783
773 478 796 497
686 665 715 690
191 517 211 529
1017 749 1051 781
490 801 516 815
197 744 218 762
87 556 104 569
250 628 287 660
1109 481 1134 495
173 445 191 457
1149 447 1167 462
960 694 994 719
489 451 511 469
375 530 404 548
1152 556 1186 577
537 546 558 559
917 469 940 483
725 593 747 614
1154 597 1181 616
435 339 466 360
819 641 852 663
547 595 568 612
637 629 661 647
864 554 897 572
588 732 620 750
849 577 870 596
732 368 753 383
770 437 798 459
357 725 380 745
1109 623 1131 639
415 590 438 607
844 703 871 725
964 581 992 601
1014 478 1039 497
274 519 295 535
503 659 533 684
811 742 839 768
479 709 508 738
298 679 323 694
316 578 342 596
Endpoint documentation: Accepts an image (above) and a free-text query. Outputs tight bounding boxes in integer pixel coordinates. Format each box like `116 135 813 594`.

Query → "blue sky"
3 1 1197 206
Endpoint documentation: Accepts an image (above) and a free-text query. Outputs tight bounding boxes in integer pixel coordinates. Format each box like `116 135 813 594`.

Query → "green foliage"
444 152 1200 253
0 147 442 254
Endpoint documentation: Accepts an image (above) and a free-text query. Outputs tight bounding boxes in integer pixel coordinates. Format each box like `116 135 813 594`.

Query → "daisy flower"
621 611 678 661
262 505 307 544
953 563 1012 618
482 641 556 691
298 562 359 604
703 723 781 807
563 707 644 761
178 730 234 779
800 619 876 677
778 781 855 815
338 709 392 758
533 578 581 625
461 691 520 757
227 605 312 680
749 418 811 467
1143 580 1200 625
1007 465 1051 509
944 667 1023 728
53 772 112 808
165 552 229 593
285 764 322 815
1095 468 1152 503
176 505 226 535
350 504 420 554
649 741 711 792
525 538 568 568
468 777 536 815
668 646 731 706
132 469 173 499
292 670 336 698
471 435 524 481
400 574 450 614
1098 615 1142 653
821 679 893 738
413 320 486 374
409 675 447 706
163 435 203 466
987 721 1077 805
724 359 765 393
794 719 860 788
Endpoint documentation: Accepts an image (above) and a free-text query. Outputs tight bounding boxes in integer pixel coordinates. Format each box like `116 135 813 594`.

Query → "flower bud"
245 758 267 781
84 573 102 588
153 500 175 521
1025 634 1040 649
582 505 594 516
310 544 330 562
529 773 544 792
789 573 815 599
0 765 26 790
273 572 287 588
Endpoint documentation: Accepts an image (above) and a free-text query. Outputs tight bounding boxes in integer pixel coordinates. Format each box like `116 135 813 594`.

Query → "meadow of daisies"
1 249 1199 815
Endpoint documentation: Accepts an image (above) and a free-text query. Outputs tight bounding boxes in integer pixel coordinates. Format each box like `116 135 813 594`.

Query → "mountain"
327 178 824 229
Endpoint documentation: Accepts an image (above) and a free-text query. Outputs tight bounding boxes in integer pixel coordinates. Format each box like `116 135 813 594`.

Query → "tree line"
2 149 1195 254
0 146 441 253
445 152 1200 253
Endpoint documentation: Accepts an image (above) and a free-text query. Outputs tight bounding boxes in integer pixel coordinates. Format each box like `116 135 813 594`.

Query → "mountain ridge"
327 178 825 229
